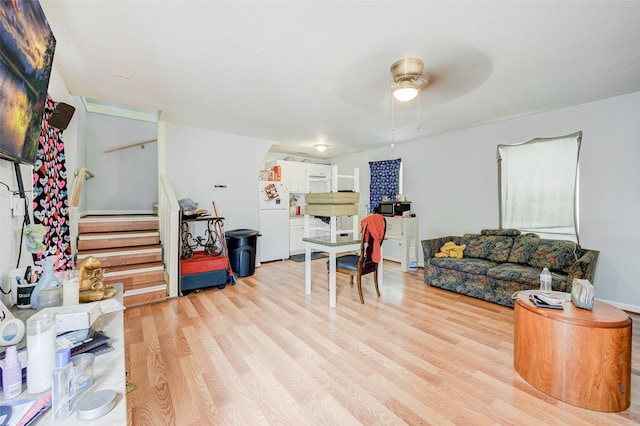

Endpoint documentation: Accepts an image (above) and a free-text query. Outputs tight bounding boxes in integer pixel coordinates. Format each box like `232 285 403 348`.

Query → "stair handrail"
104 139 157 154
70 167 95 208
159 174 180 298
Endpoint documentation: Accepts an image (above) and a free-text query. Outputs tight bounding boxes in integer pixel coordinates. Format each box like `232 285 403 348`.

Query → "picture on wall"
0 0 56 165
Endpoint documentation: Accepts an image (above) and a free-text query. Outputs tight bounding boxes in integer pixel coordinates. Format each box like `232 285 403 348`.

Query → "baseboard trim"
596 297 640 314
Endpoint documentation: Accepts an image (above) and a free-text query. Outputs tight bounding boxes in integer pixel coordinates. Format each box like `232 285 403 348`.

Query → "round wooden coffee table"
514 292 631 412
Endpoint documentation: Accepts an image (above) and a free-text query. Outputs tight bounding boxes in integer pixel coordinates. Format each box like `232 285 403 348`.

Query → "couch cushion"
487 263 570 292
486 263 543 286
460 234 515 262
507 235 579 274
430 257 498 275
481 229 521 237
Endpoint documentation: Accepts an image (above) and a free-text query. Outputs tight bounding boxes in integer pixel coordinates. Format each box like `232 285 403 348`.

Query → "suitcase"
180 251 229 292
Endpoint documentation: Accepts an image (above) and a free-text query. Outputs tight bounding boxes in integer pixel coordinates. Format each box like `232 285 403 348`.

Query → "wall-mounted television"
0 0 56 165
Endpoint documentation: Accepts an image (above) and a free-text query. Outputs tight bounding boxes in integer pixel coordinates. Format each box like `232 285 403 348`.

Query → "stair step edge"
104 265 164 277
124 284 167 296
80 215 159 222
78 232 160 240
77 247 162 258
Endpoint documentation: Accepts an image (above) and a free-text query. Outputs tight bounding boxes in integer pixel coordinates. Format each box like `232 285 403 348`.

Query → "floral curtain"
32 94 72 270
369 158 401 210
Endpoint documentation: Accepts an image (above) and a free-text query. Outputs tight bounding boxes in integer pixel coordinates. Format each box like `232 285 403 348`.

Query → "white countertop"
5 286 126 425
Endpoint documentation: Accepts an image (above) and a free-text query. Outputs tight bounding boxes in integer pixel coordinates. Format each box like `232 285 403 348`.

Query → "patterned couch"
421 229 599 308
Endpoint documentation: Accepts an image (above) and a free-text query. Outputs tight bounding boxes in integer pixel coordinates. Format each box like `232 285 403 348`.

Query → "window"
498 132 581 242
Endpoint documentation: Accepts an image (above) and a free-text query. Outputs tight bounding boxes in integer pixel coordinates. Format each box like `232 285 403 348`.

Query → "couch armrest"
568 249 599 285
421 236 461 261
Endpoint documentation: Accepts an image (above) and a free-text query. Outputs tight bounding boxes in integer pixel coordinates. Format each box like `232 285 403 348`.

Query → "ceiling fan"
388 58 430 102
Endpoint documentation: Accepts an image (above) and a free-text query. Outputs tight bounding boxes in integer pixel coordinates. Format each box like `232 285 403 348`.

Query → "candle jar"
26 312 57 393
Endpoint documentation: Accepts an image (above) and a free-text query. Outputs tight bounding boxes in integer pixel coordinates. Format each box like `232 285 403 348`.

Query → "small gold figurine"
76 256 117 302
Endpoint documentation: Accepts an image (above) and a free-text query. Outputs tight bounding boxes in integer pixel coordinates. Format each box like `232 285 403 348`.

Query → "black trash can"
225 229 259 277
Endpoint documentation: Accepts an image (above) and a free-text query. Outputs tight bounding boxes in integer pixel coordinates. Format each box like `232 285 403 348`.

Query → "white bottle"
409 238 418 271
52 348 75 421
409 255 418 271
540 267 552 294
2 345 23 399
26 313 56 394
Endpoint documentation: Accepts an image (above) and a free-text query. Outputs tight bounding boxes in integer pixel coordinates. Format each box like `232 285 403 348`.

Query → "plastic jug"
30 258 62 309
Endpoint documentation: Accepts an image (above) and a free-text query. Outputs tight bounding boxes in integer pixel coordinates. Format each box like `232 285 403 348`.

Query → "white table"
303 236 383 307
8 285 126 425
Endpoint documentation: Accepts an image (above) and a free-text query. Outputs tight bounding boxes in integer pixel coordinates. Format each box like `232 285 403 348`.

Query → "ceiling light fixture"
314 143 329 152
389 58 430 102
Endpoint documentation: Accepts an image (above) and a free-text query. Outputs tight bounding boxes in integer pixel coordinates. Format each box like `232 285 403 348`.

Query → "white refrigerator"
258 181 290 262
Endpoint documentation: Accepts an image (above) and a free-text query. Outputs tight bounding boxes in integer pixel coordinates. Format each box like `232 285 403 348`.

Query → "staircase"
76 215 167 308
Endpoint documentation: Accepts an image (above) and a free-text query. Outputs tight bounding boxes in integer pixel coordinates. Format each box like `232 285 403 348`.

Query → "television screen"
0 0 56 165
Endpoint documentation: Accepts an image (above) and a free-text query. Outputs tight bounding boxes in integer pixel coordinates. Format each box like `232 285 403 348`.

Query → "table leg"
305 243 311 295
329 252 336 308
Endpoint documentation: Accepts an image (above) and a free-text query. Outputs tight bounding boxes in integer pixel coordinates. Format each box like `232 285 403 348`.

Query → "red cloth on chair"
360 214 385 263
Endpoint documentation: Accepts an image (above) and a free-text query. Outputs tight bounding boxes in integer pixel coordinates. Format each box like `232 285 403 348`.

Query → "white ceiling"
40 1 640 159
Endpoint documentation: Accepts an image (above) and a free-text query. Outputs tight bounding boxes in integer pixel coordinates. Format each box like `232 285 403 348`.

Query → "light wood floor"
125 259 640 425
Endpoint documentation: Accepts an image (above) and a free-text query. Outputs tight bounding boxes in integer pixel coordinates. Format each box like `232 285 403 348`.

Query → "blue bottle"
30 258 61 309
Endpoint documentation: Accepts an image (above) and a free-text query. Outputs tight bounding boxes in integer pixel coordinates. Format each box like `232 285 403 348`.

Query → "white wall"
3 61 638 312
0 161 31 303
0 65 79 301
335 91 640 311
163 123 273 232
83 113 158 212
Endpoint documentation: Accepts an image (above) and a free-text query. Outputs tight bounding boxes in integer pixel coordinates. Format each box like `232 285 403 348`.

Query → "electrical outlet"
10 194 25 217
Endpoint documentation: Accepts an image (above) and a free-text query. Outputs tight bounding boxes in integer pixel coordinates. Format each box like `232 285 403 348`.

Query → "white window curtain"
498 132 581 242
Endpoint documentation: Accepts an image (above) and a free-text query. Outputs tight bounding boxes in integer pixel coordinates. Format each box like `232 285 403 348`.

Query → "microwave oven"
376 201 411 217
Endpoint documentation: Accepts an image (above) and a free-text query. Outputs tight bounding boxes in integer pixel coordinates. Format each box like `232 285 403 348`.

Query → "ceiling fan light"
390 58 424 78
389 58 429 102
393 84 419 102
314 143 329 152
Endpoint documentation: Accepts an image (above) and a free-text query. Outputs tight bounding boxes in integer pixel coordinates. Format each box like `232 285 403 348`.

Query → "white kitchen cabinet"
289 217 305 254
382 216 419 272
281 161 306 193
267 160 332 193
